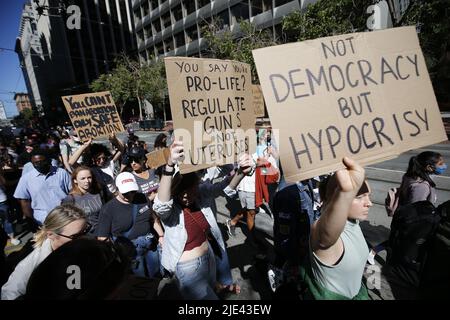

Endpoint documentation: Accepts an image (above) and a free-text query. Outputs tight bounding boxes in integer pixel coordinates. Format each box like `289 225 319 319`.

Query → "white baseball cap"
115 172 139 194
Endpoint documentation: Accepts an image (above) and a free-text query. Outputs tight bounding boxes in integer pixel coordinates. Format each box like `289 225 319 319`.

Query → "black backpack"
272 182 316 268
420 200 450 299
388 201 441 287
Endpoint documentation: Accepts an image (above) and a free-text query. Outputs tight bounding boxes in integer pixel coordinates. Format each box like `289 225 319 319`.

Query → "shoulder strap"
122 204 139 239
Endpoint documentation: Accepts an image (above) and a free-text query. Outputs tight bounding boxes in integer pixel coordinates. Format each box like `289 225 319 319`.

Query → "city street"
6 129 442 300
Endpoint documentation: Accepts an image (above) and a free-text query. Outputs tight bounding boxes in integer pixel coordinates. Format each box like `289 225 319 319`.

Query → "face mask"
33 161 50 174
434 164 447 175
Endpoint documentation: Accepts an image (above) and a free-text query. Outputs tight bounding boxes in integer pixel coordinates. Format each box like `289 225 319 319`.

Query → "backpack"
385 187 400 217
272 182 317 268
420 200 450 299
388 200 441 287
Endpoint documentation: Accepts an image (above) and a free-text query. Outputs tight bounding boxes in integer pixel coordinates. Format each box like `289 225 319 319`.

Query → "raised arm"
109 133 125 162
311 157 365 252
157 140 184 203
68 139 92 166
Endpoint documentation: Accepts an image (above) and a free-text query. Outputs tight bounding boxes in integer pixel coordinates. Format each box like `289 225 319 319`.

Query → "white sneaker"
10 238 21 246
267 266 284 292
367 250 376 265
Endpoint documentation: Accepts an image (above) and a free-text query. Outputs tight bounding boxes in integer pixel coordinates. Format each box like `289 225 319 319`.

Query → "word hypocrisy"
253 27 447 182
165 57 256 174
62 91 125 141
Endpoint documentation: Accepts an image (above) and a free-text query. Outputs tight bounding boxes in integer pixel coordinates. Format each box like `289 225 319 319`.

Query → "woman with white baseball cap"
97 172 164 278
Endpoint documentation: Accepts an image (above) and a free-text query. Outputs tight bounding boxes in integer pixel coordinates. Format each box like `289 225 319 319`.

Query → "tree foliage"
90 54 167 119
202 19 278 82
282 0 373 42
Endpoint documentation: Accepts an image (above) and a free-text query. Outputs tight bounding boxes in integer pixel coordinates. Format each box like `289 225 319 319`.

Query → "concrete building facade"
15 0 137 125
132 0 318 61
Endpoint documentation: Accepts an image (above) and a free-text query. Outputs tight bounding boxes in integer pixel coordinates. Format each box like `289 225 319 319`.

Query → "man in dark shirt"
97 172 163 278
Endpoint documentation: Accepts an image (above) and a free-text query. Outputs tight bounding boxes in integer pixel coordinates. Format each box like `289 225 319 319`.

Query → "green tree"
282 0 373 42
202 19 278 82
90 54 167 120
12 108 34 127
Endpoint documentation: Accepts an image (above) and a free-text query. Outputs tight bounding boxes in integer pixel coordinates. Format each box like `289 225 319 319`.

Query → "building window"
172 4 183 22
150 0 159 11
251 0 263 16
215 10 230 29
231 3 250 25
164 38 174 52
197 0 210 9
275 0 291 6
142 2 149 17
145 25 152 38
185 25 198 43
153 20 161 33
156 43 164 56
137 30 144 45
134 9 141 23
174 32 185 47
162 12 171 29
183 0 196 15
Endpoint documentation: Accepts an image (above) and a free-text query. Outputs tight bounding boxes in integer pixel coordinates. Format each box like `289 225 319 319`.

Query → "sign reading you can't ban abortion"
165 57 255 174
253 26 447 183
62 91 125 141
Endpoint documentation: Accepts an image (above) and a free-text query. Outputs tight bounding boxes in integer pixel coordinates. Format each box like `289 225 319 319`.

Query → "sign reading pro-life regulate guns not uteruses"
253 27 447 183
62 91 125 141
165 57 256 174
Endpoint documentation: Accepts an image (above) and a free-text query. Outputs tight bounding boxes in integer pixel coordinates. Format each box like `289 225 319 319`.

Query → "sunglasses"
129 157 144 163
56 223 92 240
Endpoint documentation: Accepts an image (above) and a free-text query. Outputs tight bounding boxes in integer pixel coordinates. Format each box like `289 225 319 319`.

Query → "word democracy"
270 54 419 102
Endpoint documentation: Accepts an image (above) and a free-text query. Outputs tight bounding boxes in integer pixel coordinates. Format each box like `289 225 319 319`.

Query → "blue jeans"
216 245 233 286
0 202 13 235
175 244 218 300
132 240 162 278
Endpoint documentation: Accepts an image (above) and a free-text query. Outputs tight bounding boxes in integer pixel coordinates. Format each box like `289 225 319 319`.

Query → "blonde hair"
33 204 86 248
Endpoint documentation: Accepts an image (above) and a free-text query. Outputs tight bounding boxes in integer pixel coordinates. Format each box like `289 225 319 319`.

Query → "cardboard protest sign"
62 91 125 141
253 85 265 117
165 57 256 174
253 27 447 183
146 148 170 169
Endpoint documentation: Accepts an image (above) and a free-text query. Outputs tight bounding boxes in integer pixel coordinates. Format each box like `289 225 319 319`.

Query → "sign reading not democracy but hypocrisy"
253 85 265 117
165 57 256 174
62 91 125 141
253 27 447 183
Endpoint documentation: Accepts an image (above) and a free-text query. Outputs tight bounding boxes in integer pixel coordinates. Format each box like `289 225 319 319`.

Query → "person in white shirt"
1 204 89 300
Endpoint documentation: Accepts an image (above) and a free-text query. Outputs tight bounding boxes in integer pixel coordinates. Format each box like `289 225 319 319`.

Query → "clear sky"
0 0 29 118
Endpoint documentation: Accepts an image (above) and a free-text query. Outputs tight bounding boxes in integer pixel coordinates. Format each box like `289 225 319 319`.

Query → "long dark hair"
405 151 441 188
82 143 112 167
171 172 200 205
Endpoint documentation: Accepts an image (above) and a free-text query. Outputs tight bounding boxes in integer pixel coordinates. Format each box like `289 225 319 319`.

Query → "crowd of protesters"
0 123 448 300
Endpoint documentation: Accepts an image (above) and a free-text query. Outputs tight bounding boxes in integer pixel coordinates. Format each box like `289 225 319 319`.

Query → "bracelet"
166 163 175 167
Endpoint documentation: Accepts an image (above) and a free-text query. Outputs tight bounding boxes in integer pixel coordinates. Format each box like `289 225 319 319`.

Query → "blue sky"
0 0 28 118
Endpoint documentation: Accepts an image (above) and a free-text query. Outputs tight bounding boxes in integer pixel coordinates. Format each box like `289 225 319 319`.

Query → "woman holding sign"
307 157 371 300
153 140 253 300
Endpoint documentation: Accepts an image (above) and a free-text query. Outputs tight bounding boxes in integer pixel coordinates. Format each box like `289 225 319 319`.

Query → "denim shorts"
238 191 255 210
175 244 218 300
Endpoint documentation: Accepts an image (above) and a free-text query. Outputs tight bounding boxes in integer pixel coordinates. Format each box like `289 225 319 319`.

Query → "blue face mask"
434 163 447 175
